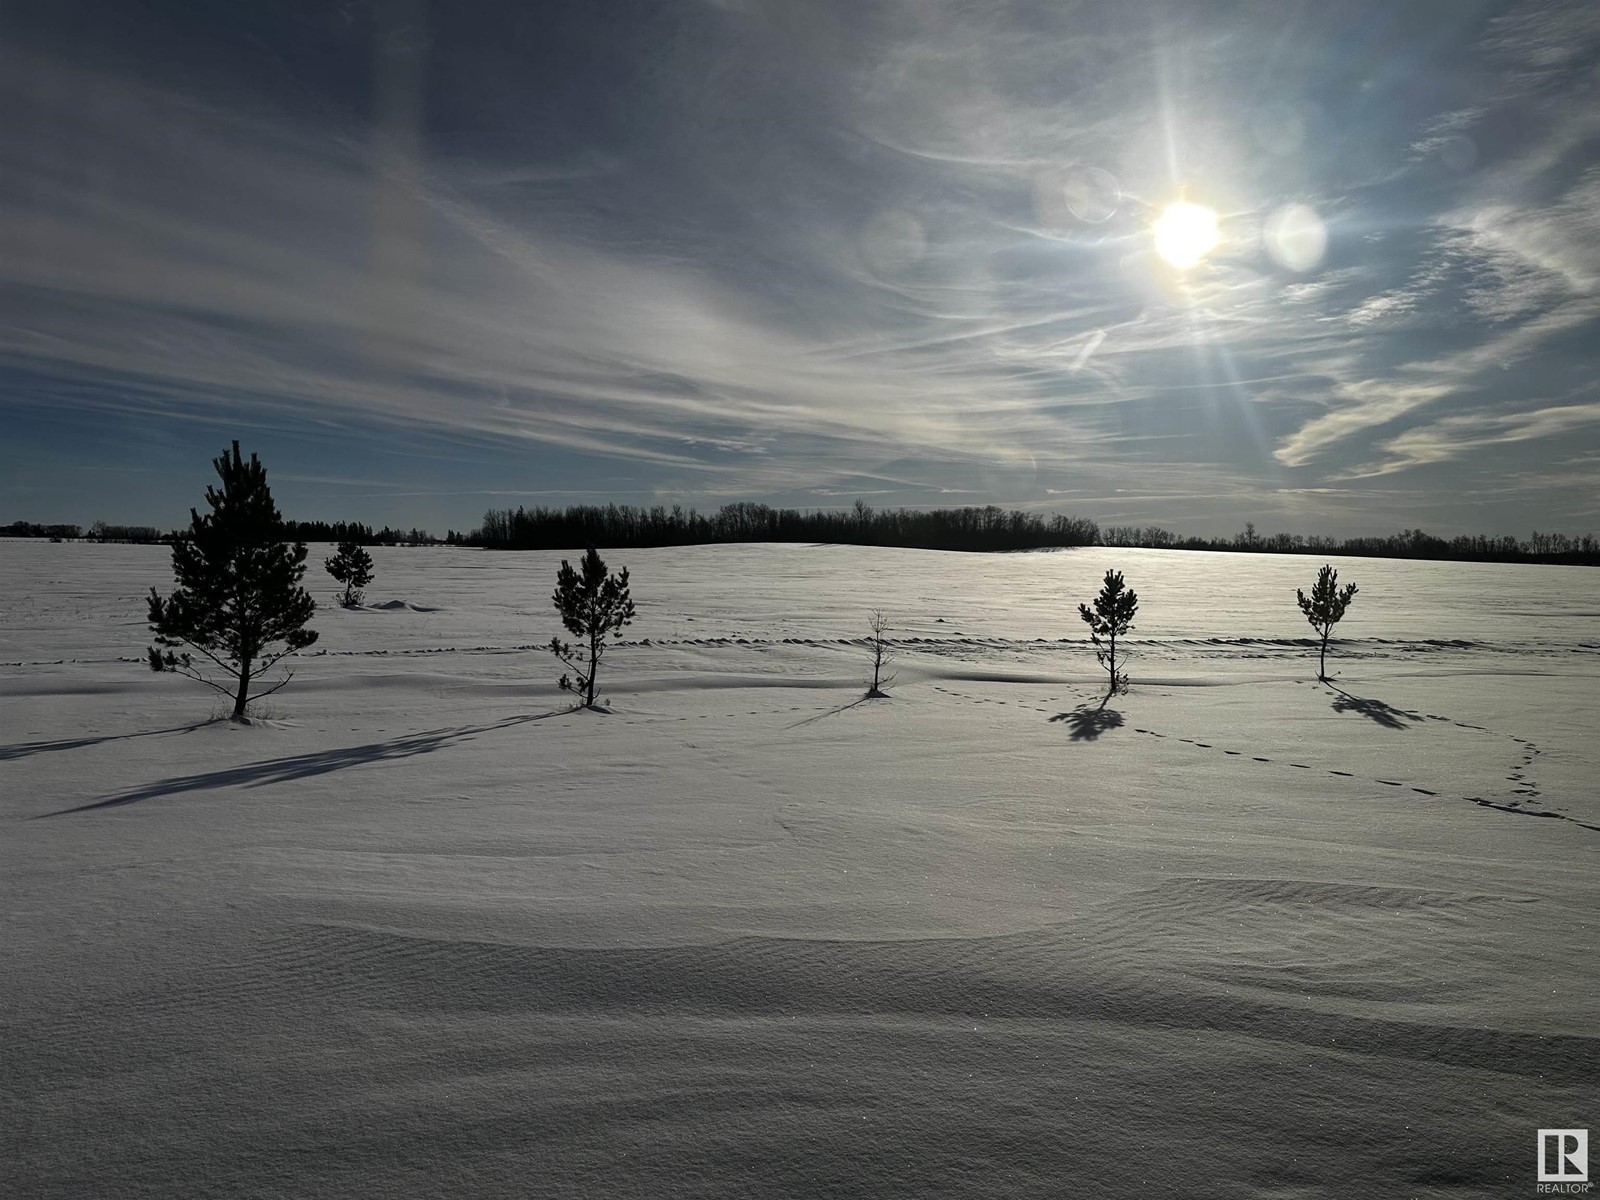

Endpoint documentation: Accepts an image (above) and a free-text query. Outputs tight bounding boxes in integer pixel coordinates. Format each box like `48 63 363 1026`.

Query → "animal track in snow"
931 680 1596 834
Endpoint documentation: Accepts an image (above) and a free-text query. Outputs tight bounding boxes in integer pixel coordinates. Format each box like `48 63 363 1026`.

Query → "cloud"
1482 0 1600 93
1277 291 1600 469
1348 402 1600 477
0 47 1144 495
1267 2 1600 476
2 1 1600 533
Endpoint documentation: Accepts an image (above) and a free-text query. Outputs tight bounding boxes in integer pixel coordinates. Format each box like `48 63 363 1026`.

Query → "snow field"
2 540 1596 1197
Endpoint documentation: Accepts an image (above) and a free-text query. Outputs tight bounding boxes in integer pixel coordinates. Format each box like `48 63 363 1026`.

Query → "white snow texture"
2 540 1596 1198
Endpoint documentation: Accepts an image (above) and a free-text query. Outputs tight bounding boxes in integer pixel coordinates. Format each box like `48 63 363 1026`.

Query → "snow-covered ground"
3 540 1596 1198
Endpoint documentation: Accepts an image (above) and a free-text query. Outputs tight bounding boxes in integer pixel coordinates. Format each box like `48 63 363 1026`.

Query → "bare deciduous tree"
866 610 896 698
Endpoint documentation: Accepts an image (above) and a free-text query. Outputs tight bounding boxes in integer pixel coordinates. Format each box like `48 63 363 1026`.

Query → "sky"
1 0 1597 537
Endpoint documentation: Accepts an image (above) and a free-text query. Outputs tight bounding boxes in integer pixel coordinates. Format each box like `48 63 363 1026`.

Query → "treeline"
90 521 169 543
473 502 1102 552
279 520 443 546
12 505 1599 566
2 521 84 540
1098 523 1600 565
4 521 175 543
470 504 1600 564
2 519 449 546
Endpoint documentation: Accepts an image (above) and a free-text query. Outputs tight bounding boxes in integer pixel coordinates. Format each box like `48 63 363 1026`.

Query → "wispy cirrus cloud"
1357 402 1600 476
1268 0 1600 479
0 48 1127 493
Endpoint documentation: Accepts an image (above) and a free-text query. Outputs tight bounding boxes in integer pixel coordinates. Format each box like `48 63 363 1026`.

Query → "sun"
1153 200 1220 269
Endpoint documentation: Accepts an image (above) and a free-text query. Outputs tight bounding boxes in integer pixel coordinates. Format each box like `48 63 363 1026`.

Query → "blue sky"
2 0 1597 536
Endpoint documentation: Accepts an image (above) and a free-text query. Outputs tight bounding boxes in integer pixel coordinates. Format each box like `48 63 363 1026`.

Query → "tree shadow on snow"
1325 684 1422 731
0 721 214 762
1050 700 1125 741
784 695 876 729
37 710 570 817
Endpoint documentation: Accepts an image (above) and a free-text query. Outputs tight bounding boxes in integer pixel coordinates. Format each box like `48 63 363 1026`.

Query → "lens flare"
1263 203 1327 272
1061 166 1121 223
1153 201 1219 269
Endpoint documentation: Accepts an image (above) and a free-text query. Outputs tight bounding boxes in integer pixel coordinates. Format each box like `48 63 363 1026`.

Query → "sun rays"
1153 200 1221 269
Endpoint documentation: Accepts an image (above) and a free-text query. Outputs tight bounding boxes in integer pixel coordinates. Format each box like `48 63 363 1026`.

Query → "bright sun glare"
1153 201 1220 269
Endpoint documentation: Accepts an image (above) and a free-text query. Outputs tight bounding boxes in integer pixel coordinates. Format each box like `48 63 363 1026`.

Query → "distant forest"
1097 521 1600 565
470 504 1600 564
5 506 1598 565
0 520 444 546
279 521 443 546
474 502 1100 554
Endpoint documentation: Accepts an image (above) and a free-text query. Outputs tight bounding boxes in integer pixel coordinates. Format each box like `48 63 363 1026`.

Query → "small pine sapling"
1297 564 1358 680
549 547 636 708
147 442 318 720
866 610 896 698
325 540 375 608
1079 568 1139 694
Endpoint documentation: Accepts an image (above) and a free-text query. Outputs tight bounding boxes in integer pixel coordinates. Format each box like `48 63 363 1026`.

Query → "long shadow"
38 710 568 818
1325 683 1422 731
0 722 214 762
1050 700 1125 741
784 694 875 730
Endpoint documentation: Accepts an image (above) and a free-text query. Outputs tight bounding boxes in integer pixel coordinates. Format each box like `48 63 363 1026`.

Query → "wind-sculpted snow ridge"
184 921 1590 1084
12 914 1594 1197
363 599 444 612
18 634 1600 671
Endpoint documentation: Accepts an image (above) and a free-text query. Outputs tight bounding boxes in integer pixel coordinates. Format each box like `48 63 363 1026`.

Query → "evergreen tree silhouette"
147 442 318 720
1079 568 1139 694
1297 564 1358 680
325 541 375 608
549 547 635 708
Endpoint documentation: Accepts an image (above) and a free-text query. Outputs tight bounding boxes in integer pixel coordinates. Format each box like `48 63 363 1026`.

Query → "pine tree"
1297 564 1358 680
1079 568 1139 694
147 442 318 720
325 541 375 608
549 547 635 708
